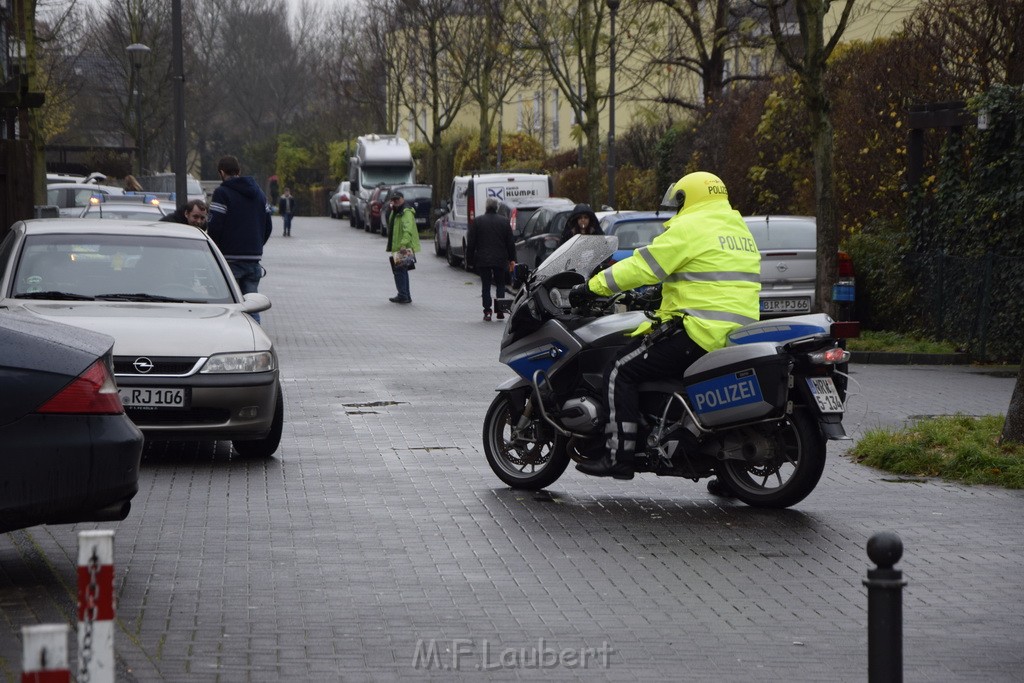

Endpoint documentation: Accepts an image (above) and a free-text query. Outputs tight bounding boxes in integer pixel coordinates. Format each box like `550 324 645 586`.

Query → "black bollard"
864 531 907 683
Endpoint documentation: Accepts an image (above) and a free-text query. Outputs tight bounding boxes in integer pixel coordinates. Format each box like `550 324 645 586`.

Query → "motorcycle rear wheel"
714 408 826 509
483 393 570 490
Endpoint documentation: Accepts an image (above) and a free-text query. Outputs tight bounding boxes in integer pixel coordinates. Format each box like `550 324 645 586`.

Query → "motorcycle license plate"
806 377 843 413
118 387 189 409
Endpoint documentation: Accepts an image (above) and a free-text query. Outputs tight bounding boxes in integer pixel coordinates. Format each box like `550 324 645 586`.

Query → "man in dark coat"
207 155 273 322
466 197 516 321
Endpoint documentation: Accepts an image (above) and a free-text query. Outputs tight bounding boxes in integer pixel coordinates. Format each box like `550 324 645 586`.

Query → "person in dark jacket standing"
278 187 295 236
466 197 516 321
207 155 273 322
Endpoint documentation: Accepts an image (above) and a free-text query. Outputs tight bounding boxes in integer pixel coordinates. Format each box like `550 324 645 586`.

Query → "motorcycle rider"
569 171 761 480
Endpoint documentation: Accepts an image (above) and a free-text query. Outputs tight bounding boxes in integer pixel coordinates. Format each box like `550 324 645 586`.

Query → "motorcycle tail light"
807 347 850 365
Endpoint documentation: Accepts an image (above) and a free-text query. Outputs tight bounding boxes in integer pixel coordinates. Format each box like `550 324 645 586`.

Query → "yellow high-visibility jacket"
588 201 761 351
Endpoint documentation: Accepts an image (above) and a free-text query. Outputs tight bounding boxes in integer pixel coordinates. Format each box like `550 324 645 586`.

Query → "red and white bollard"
77 530 115 683
21 624 70 683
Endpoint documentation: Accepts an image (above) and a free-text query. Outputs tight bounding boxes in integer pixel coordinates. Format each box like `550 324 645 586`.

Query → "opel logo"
133 357 155 374
776 262 789 273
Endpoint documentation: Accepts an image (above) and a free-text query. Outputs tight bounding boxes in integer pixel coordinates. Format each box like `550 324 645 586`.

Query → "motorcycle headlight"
200 351 276 374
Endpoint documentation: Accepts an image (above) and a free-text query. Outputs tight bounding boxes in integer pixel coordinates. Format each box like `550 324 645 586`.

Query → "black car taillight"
36 359 124 414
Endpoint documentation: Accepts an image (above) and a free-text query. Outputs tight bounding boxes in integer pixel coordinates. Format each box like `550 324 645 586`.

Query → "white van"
444 172 552 267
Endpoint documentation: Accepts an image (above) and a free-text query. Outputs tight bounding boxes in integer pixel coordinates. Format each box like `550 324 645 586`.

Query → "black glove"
569 283 596 307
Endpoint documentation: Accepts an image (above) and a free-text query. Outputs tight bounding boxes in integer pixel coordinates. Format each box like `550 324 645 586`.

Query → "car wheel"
446 240 459 268
232 386 283 459
434 231 444 256
330 206 338 219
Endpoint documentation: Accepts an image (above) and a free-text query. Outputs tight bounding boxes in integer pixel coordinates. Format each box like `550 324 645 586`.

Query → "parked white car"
46 183 125 217
329 181 351 219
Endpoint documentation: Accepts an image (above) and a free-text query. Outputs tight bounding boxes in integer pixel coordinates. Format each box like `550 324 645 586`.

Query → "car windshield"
534 235 617 283
362 165 414 185
610 219 665 249
12 233 234 303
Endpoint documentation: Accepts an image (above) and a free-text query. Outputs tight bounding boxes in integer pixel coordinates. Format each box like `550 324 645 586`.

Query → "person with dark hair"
207 155 273 322
160 199 208 230
466 197 516 321
560 203 603 243
278 187 296 237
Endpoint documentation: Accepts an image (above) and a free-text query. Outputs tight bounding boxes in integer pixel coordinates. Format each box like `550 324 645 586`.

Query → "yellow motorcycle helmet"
659 171 729 212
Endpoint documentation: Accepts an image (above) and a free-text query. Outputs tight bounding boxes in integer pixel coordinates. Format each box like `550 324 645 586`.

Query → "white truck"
348 134 416 230
443 172 553 267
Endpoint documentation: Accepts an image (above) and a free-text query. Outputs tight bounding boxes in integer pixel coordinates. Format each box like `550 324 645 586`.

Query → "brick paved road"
2 217 1022 682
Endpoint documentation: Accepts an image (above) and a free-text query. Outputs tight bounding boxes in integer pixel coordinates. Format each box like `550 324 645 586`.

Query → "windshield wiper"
95 292 192 302
15 291 95 301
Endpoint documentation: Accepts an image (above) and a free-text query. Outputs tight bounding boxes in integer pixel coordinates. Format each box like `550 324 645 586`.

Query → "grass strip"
850 414 1024 489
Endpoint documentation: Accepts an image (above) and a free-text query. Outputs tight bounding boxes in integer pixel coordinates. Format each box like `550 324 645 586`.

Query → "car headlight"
200 351 276 374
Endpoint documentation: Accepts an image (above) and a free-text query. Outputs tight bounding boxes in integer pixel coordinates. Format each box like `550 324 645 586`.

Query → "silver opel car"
0 219 282 458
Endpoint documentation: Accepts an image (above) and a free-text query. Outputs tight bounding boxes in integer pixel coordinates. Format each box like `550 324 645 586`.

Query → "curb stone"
850 351 971 365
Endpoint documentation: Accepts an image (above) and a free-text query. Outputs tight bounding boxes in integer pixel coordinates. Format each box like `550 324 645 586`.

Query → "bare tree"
459 0 540 165
392 0 475 196
641 0 771 113
760 0 855 319
307 1 386 142
510 0 656 205
903 0 1024 90
217 0 309 144
70 0 174 170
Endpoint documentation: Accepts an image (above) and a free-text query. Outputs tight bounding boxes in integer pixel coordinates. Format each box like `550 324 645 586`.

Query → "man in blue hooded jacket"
207 155 273 321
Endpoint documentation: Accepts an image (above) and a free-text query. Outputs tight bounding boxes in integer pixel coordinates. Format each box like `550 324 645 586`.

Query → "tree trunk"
1000 354 1024 444
810 95 839 320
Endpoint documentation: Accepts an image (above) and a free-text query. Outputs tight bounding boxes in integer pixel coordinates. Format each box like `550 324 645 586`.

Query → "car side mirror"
241 293 272 313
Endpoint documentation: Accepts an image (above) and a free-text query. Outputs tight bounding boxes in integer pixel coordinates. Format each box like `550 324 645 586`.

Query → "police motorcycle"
483 234 852 509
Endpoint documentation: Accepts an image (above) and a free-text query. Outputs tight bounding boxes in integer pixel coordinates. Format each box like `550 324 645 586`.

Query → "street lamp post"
606 0 620 209
125 43 151 177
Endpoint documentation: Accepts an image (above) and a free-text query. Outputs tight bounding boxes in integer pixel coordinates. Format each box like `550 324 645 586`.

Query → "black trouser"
603 322 706 465
478 265 507 311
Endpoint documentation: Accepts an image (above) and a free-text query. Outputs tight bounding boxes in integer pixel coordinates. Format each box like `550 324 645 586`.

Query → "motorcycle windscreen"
534 235 618 283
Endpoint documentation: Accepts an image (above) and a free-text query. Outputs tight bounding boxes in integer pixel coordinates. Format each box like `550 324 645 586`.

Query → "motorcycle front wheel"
483 393 570 490
714 408 826 509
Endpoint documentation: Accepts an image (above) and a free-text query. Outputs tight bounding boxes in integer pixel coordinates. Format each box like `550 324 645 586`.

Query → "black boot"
707 478 736 498
576 454 634 480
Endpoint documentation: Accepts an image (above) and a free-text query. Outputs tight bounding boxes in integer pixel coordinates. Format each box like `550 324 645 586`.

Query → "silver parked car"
743 216 818 318
0 219 283 458
329 181 351 219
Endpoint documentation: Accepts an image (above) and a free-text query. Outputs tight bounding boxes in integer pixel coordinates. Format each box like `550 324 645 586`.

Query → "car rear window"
745 219 816 251
398 187 432 200
610 219 665 249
